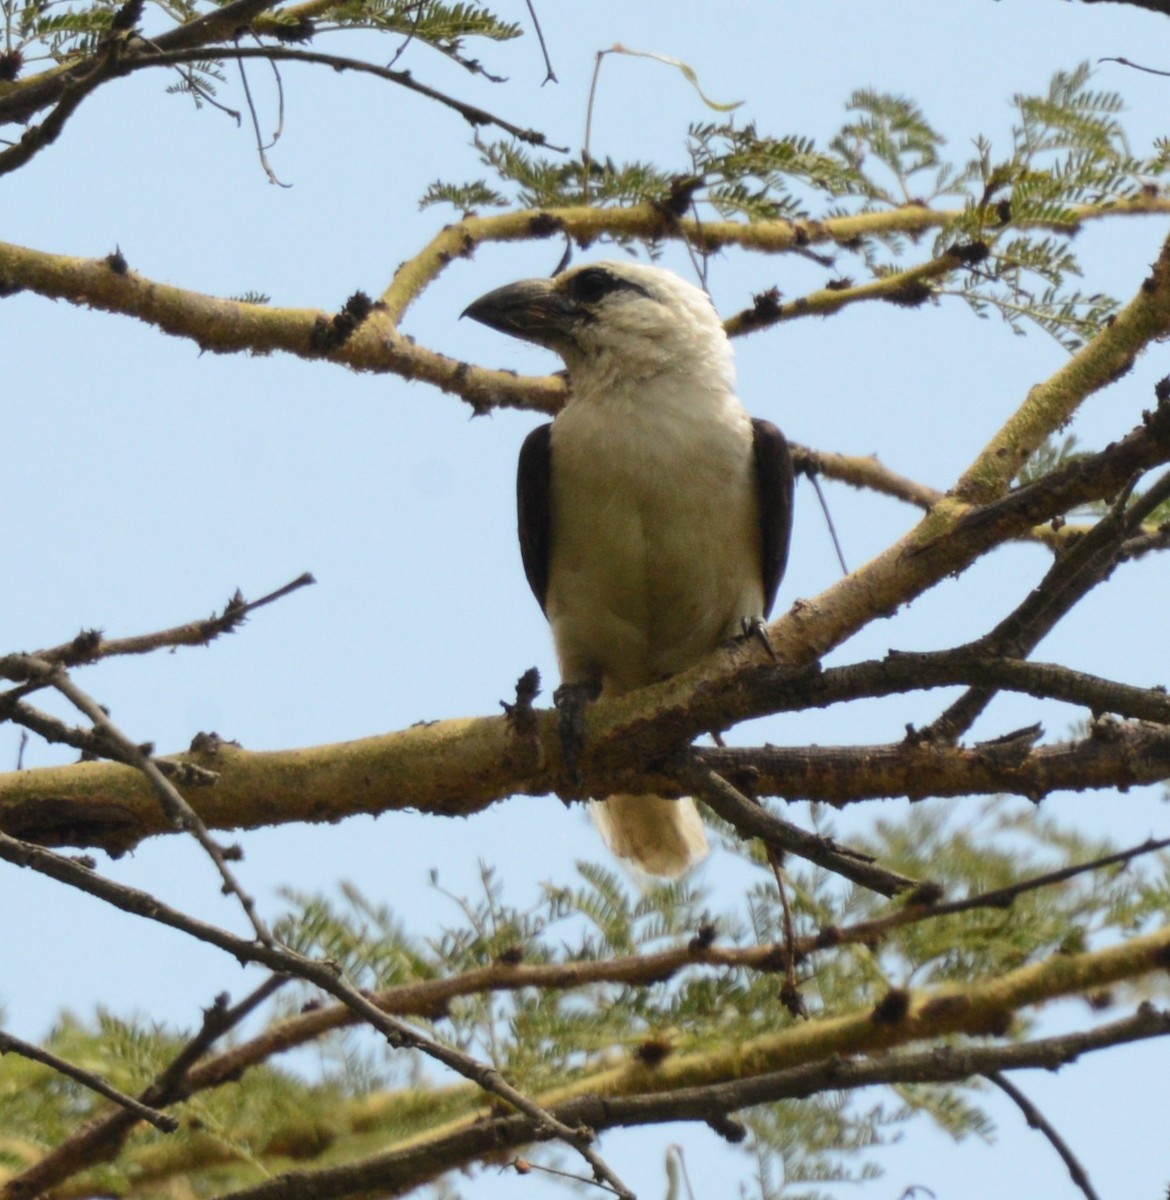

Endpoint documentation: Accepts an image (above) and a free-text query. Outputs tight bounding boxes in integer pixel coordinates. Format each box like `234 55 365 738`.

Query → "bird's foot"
553 680 601 791
738 615 778 661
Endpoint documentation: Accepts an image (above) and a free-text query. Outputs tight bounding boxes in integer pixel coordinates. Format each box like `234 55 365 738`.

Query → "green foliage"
688 123 861 221
1016 433 1084 486
466 136 675 211
940 63 1169 349
830 88 966 205
310 0 519 48
747 1098 895 1200
163 59 227 107
418 178 508 215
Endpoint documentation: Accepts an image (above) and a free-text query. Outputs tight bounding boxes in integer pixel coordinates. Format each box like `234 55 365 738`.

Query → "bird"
463 260 794 876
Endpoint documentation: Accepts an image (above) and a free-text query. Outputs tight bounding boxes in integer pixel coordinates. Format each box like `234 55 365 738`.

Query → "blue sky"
4 1 1170 1196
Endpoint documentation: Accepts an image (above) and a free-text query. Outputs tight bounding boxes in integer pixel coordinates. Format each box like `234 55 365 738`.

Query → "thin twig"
1100 55 1170 78
123 45 561 147
765 847 807 1018
524 0 556 84
790 445 943 513
0 572 315 678
386 0 425 68
235 36 290 187
582 47 607 206
986 1071 1103 1200
805 467 849 575
679 756 921 896
0 1031 177 1132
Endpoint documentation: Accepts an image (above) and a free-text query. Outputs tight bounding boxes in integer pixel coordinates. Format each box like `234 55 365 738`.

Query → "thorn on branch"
658 173 704 219
105 246 128 274
744 285 783 330
188 730 240 757
871 988 912 1025
268 17 315 42
527 212 565 238
903 880 945 907
634 1037 672 1067
501 667 540 730
688 922 717 953
0 49 22 81
69 628 104 663
706 1114 748 1144
882 279 934 308
779 979 809 1020
309 291 382 353
501 667 541 771
108 0 144 35
946 240 990 266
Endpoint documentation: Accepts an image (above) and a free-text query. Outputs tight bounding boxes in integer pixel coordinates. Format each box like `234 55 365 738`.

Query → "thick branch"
923 467 1170 741
695 720 1170 804
4 653 1170 855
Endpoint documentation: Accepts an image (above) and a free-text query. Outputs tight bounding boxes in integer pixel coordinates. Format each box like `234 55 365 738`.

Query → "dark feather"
517 423 553 614
752 418 795 616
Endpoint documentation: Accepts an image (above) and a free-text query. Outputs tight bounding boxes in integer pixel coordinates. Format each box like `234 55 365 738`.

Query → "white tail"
590 794 709 877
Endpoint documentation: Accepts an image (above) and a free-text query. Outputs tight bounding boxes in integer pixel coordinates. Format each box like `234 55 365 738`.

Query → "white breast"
546 375 763 697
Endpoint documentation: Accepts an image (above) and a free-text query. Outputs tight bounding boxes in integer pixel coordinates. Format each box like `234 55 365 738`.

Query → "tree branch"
694 719 1170 805
680 757 920 896
923 464 1170 742
196 1006 1170 1200
0 571 314 678
3 196 1170 420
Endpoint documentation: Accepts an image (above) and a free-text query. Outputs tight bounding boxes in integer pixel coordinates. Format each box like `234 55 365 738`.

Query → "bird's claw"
553 680 600 791
739 615 777 661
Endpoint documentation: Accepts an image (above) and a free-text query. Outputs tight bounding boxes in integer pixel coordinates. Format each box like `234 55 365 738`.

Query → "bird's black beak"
461 278 579 348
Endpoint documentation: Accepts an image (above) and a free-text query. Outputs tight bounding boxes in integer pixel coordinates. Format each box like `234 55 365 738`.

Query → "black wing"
517 422 553 615
752 418 795 618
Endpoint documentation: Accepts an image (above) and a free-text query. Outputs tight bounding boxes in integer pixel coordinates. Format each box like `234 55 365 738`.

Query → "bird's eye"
566 268 622 305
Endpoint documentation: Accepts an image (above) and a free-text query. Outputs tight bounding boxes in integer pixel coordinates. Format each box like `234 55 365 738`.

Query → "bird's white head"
463 260 735 394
